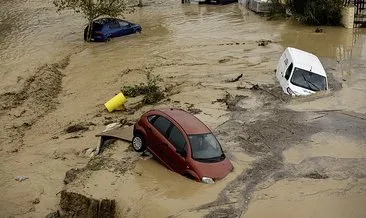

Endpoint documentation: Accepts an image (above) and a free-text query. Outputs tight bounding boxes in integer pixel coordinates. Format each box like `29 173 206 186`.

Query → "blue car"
84 18 142 42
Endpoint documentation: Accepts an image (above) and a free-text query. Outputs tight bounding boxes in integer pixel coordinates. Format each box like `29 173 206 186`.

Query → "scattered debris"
215 92 248 110
304 172 329 179
315 27 323 33
249 83 284 101
218 58 230 64
13 109 26 118
32 198 40 204
51 136 59 140
226 74 243 83
46 211 61 218
65 124 89 133
10 148 19 153
218 42 245 46
64 168 81 184
65 135 83 139
250 84 260 90
60 190 116 218
187 104 202 114
257 39 272 46
119 118 134 126
103 123 122 133
15 176 28 182
84 148 96 158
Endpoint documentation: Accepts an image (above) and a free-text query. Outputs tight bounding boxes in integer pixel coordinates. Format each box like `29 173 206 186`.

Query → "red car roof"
157 108 211 135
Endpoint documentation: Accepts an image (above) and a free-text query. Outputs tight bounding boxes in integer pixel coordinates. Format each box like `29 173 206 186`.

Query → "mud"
0 0 366 217
60 190 116 218
0 56 70 152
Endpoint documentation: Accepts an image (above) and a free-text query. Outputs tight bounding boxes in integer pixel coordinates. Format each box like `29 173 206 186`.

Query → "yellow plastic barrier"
104 92 126 112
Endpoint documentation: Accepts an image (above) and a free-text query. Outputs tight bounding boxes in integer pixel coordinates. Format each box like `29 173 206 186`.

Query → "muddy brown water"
0 0 366 217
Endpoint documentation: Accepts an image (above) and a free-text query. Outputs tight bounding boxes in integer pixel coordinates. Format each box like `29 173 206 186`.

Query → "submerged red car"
132 108 233 183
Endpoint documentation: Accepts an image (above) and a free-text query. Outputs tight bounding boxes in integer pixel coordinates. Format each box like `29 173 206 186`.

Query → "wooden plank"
96 126 134 143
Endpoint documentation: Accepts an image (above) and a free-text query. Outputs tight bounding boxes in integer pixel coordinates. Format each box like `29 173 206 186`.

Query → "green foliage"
268 0 289 20
292 0 343 25
268 0 344 26
122 71 165 105
53 0 135 22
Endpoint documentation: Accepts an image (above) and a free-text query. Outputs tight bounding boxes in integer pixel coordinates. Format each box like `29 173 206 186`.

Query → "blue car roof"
94 18 128 24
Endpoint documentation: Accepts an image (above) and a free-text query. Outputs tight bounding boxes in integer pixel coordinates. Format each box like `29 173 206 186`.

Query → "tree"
53 0 135 41
294 0 343 25
268 0 344 26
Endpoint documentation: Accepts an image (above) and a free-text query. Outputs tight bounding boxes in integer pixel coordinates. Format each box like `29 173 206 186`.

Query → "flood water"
0 0 366 217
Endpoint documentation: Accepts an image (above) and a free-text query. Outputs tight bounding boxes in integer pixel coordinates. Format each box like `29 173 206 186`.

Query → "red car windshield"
188 133 225 162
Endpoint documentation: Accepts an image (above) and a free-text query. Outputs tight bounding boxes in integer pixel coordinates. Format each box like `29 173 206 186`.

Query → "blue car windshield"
188 133 224 162
92 23 103 31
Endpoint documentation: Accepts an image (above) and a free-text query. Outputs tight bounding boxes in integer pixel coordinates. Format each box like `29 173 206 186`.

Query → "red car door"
147 116 175 170
165 125 188 174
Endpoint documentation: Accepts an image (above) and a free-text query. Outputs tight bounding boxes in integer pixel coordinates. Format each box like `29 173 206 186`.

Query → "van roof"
287 47 327 77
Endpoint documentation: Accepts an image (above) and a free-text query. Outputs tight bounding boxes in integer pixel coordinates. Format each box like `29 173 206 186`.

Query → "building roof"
287 47 327 77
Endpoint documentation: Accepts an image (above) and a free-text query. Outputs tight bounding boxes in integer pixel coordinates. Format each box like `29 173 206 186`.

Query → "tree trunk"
87 20 93 42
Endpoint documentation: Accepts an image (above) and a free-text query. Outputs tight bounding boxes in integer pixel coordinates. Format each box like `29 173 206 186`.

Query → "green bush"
268 0 344 26
291 0 344 25
122 71 165 105
268 0 288 20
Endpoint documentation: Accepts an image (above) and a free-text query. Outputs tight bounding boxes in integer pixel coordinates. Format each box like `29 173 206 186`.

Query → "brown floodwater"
0 0 365 217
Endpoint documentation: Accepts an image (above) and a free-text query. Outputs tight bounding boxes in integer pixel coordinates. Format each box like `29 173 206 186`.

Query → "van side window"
285 63 293 80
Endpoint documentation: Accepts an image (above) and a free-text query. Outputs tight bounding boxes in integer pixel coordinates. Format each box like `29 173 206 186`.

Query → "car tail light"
287 87 295 95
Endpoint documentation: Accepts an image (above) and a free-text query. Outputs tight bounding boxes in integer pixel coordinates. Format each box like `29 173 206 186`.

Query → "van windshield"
188 133 225 163
290 68 327 91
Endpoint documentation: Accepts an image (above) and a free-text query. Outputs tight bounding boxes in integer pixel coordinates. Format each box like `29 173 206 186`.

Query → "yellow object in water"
104 92 126 112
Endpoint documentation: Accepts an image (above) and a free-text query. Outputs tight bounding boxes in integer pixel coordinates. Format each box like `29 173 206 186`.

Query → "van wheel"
132 133 146 152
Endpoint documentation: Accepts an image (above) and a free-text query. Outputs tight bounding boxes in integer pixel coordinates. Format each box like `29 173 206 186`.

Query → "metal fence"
344 0 366 14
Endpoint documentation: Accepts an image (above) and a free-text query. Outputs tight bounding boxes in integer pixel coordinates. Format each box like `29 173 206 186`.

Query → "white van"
276 47 328 96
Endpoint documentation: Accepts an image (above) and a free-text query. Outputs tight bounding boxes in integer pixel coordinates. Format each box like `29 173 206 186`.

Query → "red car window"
147 115 157 123
153 116 172 136
168 126 186 151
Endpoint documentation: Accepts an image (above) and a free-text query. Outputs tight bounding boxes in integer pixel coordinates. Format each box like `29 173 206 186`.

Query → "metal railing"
344 0 366 14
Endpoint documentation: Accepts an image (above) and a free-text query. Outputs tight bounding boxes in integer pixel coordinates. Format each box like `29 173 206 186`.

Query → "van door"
283 62 294 91
277 52 290 92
